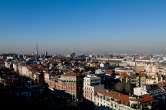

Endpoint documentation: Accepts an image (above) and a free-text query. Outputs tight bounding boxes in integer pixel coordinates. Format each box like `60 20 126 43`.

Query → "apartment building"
56 72 83 99
83 74 104 102
94 88 158 110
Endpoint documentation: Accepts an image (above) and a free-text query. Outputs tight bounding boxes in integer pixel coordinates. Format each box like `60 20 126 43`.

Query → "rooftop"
97 88 156 103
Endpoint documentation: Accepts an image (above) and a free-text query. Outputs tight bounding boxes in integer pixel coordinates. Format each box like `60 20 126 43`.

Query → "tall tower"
45 51 48 57
35 44 39 60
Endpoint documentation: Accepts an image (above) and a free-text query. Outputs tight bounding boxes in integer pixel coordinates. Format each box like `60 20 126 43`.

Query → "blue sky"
0 0 166 54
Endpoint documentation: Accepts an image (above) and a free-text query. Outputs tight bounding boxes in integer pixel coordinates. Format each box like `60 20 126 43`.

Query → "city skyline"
1 0 166 54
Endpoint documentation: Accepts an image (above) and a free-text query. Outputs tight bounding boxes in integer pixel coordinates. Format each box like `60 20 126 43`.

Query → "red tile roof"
105 70 113 75
139 94 156 103
62 72 81 76
158 82 166 87
97 88 129 101
138 73 146 77
97 88 156 103
25 64 47 72
117 73 129 77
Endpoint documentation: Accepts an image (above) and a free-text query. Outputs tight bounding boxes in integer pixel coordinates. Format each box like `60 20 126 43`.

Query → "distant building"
44 51 48 58
13 63 18 72
95 69 105 75
130 73 146 87
135 65 145 73
70 52 76 58
5 61 13 69
115 67 134 74
100 63 104 68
